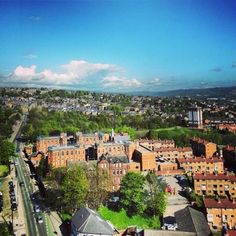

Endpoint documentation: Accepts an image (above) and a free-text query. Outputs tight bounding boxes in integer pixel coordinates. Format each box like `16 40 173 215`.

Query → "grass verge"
0 165 9 178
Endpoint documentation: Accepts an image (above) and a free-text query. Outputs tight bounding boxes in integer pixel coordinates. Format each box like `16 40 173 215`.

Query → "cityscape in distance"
0 1 236 236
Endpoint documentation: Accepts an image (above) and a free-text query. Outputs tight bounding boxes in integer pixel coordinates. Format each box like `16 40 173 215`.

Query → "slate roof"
71 207 115 235
174 207 210 236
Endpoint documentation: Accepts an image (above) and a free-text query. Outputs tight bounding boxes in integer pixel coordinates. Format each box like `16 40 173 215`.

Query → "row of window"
51 150 85 156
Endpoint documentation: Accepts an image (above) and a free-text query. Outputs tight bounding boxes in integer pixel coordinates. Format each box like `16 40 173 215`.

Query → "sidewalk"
47 211 63 236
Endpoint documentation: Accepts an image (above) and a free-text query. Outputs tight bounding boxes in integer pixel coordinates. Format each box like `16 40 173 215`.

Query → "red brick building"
48 145 85 168
98 155 140 191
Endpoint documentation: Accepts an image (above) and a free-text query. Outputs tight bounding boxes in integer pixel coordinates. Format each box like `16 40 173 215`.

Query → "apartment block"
156 147 193 163
178 156 224 175
190 137 217 158
36 132 67 153
204 198 236 230
138 139 175 151
193 173 236 197
133 145 156 171
188 106 203 129
48 145 85 168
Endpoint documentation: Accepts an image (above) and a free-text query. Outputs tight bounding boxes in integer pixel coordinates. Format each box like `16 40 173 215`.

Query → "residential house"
71 207 117 236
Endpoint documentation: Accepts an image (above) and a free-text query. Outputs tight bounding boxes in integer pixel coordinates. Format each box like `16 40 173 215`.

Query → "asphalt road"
14 141 48 236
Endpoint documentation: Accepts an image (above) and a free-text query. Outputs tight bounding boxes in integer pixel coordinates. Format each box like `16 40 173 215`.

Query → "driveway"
163 175 190 224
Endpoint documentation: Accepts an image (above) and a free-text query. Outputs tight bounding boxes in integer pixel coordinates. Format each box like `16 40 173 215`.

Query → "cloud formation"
148 77 161 85
29 16 41 21
102 75 142 88
24 54 38 59
2 60 142 89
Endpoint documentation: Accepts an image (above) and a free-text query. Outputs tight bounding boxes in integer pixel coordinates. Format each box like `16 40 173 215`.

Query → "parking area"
162 175 190 229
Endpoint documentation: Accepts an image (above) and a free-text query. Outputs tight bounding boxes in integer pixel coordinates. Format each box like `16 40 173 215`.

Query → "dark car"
11 203 17 211
10 191 15 197
8 181 14 187
20 181 24 187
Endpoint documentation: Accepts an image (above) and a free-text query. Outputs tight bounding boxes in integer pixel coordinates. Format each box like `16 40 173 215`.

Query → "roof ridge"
78 208 91 232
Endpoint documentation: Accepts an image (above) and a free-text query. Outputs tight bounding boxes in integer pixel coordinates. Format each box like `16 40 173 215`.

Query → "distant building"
218 124 236 134
190 137 217 158
71 207 117 236
188 106 203 129
204 198 236 230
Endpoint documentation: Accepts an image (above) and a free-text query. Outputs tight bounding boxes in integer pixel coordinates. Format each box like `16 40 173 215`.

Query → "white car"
36 216 43 224
34 205 40 213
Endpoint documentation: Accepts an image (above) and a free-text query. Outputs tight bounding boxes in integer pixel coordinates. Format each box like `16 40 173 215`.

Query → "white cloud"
5 60 121 86
13 65 37 78
102 75 142 88
148 77 161 85
29 16 41 21
24 54 38 59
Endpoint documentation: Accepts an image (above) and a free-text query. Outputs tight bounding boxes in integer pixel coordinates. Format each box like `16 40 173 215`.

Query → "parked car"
20 181 24 187
8 181 14 187
34 205 40 213
11 203 17 211
36 215 43 224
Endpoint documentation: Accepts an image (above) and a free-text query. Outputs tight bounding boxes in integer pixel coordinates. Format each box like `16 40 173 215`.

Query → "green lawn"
98 206 160 230
0 165 9 178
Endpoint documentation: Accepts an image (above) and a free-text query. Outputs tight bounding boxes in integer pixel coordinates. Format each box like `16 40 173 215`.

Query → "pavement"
163 176 190 224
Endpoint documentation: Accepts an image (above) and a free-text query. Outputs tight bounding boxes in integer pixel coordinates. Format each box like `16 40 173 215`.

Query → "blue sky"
0 0 236 92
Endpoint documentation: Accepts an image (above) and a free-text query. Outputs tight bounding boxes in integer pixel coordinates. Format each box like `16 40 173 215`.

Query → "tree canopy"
0 140 15 166
120 172 146 216
61 165 88 213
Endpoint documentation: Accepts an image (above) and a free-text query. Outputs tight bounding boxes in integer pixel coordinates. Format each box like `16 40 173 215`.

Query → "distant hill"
129 86 236 99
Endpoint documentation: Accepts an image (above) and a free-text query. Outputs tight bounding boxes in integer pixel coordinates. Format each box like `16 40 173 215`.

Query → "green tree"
85 165 111 210
145 173 167 217
0 140 15 166
61 166 88 213
120 172 145 216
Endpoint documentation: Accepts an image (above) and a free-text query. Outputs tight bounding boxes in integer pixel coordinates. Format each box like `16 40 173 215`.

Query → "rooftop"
48 145 81 151
193 173 236 181
204 198 236 209
178 156 223 164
